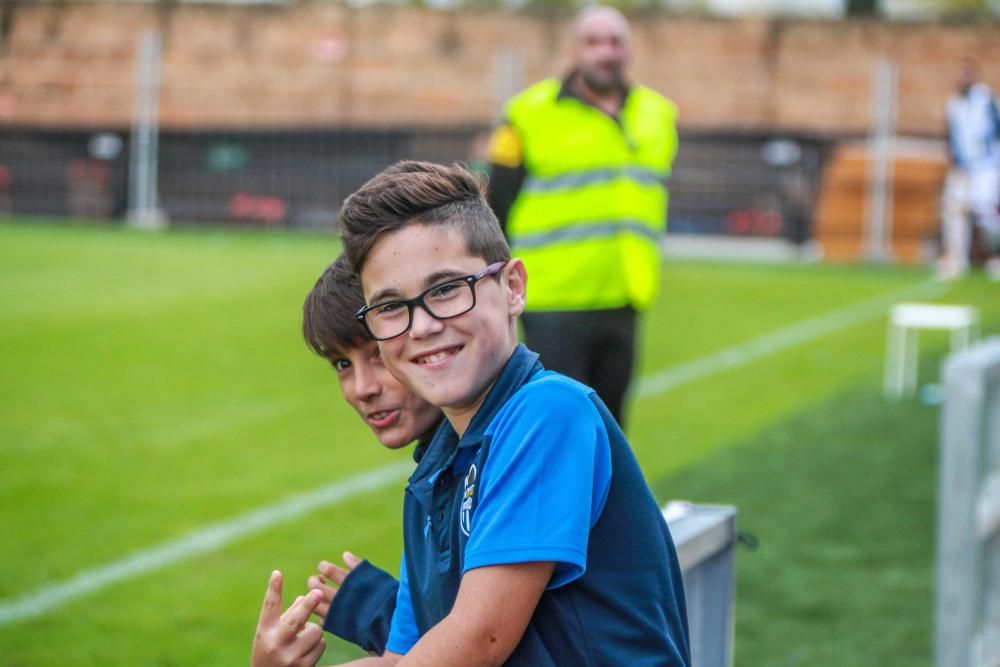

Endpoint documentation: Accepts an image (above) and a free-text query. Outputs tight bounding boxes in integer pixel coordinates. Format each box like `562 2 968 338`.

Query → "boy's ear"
503 258 527 316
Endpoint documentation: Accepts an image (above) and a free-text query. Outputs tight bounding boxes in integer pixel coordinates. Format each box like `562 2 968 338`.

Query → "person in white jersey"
940 57 1000 281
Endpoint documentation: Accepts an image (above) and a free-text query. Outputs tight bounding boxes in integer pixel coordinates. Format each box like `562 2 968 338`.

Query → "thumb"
258 570 283 626
343 551 363 570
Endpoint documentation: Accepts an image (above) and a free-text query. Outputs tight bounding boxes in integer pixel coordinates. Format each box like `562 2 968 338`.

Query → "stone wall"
0 2 997 135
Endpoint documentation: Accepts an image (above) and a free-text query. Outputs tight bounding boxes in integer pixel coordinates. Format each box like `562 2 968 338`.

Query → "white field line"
0 460 413 626
0 277 946 626
636 278 948 399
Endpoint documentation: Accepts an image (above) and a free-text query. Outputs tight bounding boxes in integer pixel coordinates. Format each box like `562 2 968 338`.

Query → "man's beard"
580 65 623 95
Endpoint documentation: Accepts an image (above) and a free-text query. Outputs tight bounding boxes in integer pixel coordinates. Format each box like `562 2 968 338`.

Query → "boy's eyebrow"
424 268 467 286
368 268 469 304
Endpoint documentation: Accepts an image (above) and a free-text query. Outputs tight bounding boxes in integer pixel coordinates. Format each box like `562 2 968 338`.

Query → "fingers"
253 619 325 667
342 551 362 570
306 576 336 600
302 637 326 667
306 576 336 619
317 560 350 585
296 622 323 647
258 570 283 627
278 589 323 640
287 622 324 667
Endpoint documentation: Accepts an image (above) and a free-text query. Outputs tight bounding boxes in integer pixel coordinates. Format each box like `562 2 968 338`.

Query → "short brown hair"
339 160 510 273
302 254 370 362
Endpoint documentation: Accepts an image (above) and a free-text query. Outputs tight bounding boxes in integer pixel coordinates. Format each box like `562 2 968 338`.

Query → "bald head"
571 5 632 95
574 5 630 40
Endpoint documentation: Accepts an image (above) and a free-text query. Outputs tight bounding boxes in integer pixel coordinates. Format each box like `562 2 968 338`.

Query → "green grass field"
1 220 998 666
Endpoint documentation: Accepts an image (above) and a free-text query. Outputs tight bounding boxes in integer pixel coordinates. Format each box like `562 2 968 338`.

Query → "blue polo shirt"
387 345 689 665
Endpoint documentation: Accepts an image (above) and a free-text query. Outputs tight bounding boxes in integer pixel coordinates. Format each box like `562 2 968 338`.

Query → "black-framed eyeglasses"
356 261 508 341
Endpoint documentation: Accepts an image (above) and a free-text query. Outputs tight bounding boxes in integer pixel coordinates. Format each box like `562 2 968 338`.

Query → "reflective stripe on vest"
523 165 666 193
513 219 660 250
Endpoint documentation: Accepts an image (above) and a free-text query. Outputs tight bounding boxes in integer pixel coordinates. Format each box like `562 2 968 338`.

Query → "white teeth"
418 350 451 364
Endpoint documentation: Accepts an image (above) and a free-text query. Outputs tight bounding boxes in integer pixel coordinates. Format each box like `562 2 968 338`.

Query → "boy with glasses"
304 160 689 666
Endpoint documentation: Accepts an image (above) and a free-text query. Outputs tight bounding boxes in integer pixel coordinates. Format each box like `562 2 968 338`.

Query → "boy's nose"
353 368 381 401
409 304 444 338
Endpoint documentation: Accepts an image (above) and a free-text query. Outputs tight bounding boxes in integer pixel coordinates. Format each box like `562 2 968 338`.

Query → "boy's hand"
307 551 363 620
252 570 327 667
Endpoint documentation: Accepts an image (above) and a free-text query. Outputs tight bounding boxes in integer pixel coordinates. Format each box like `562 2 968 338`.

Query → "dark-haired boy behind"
252 255 439 666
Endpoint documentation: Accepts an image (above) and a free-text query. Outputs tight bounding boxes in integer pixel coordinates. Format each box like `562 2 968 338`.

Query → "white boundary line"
0 277 946 626
636 278 947 399
0 461 413 626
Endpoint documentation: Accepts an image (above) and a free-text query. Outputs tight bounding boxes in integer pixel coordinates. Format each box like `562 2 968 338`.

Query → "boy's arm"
330 561 554 667
397 561 555 666
327 650 403 666
309 555 399 655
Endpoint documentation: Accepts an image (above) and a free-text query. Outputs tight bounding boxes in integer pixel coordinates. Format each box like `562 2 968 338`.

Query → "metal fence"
0 28 828 242
0 124 828 239
936 337 1000 667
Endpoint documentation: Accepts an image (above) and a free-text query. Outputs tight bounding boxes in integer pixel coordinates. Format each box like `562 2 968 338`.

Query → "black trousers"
521 306 637 427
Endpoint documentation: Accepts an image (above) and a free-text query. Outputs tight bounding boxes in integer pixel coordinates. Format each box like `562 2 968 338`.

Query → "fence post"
864 58 897 263
936 337 1000 667
491 46 524 125
128 30 165 229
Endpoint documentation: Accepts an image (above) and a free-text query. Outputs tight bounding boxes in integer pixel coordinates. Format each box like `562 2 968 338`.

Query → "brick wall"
0 3 997 135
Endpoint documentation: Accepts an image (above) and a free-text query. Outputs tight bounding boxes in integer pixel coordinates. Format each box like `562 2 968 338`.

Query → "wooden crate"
814 141 948 264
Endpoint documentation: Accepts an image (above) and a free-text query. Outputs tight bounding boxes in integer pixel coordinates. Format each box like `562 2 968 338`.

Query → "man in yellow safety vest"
486 5 678 426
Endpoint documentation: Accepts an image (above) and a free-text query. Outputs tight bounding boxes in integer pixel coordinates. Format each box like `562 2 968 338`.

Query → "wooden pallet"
814 142 948 264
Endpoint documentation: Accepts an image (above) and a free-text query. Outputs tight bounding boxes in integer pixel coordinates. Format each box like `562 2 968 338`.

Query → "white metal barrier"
665 502 738 667
936 337 1000 667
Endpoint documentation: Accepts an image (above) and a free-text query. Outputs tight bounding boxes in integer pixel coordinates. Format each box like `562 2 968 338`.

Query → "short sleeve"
462 376 611 589
385 554 419 655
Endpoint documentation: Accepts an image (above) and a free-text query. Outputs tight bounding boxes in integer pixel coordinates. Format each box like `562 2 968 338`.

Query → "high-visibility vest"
505 78 678 312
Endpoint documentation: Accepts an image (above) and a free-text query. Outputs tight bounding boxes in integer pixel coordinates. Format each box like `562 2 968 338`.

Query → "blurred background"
0 0 996 260
1 1 999 666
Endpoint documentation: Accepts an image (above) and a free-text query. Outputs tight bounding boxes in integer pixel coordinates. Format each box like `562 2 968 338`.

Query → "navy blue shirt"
386 345 690 665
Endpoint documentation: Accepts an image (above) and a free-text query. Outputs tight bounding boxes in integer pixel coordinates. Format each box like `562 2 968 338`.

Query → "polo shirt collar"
406 345 542 508
456 343 542 448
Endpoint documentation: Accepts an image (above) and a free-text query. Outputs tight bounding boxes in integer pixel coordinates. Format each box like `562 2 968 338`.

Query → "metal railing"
936 337 1000 667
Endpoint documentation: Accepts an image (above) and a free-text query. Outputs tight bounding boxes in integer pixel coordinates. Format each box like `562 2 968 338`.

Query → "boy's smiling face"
330 339 441 449
360 222 526 435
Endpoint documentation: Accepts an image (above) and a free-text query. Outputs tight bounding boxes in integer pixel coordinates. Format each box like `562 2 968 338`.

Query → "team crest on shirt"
460 463 477 537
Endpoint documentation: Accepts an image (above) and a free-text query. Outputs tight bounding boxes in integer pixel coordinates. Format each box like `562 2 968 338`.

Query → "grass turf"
1 219 998 665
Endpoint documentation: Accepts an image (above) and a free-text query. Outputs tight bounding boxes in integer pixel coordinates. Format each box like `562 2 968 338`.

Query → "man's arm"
484 122 526 237
486 163 525 237
332 561 555 667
